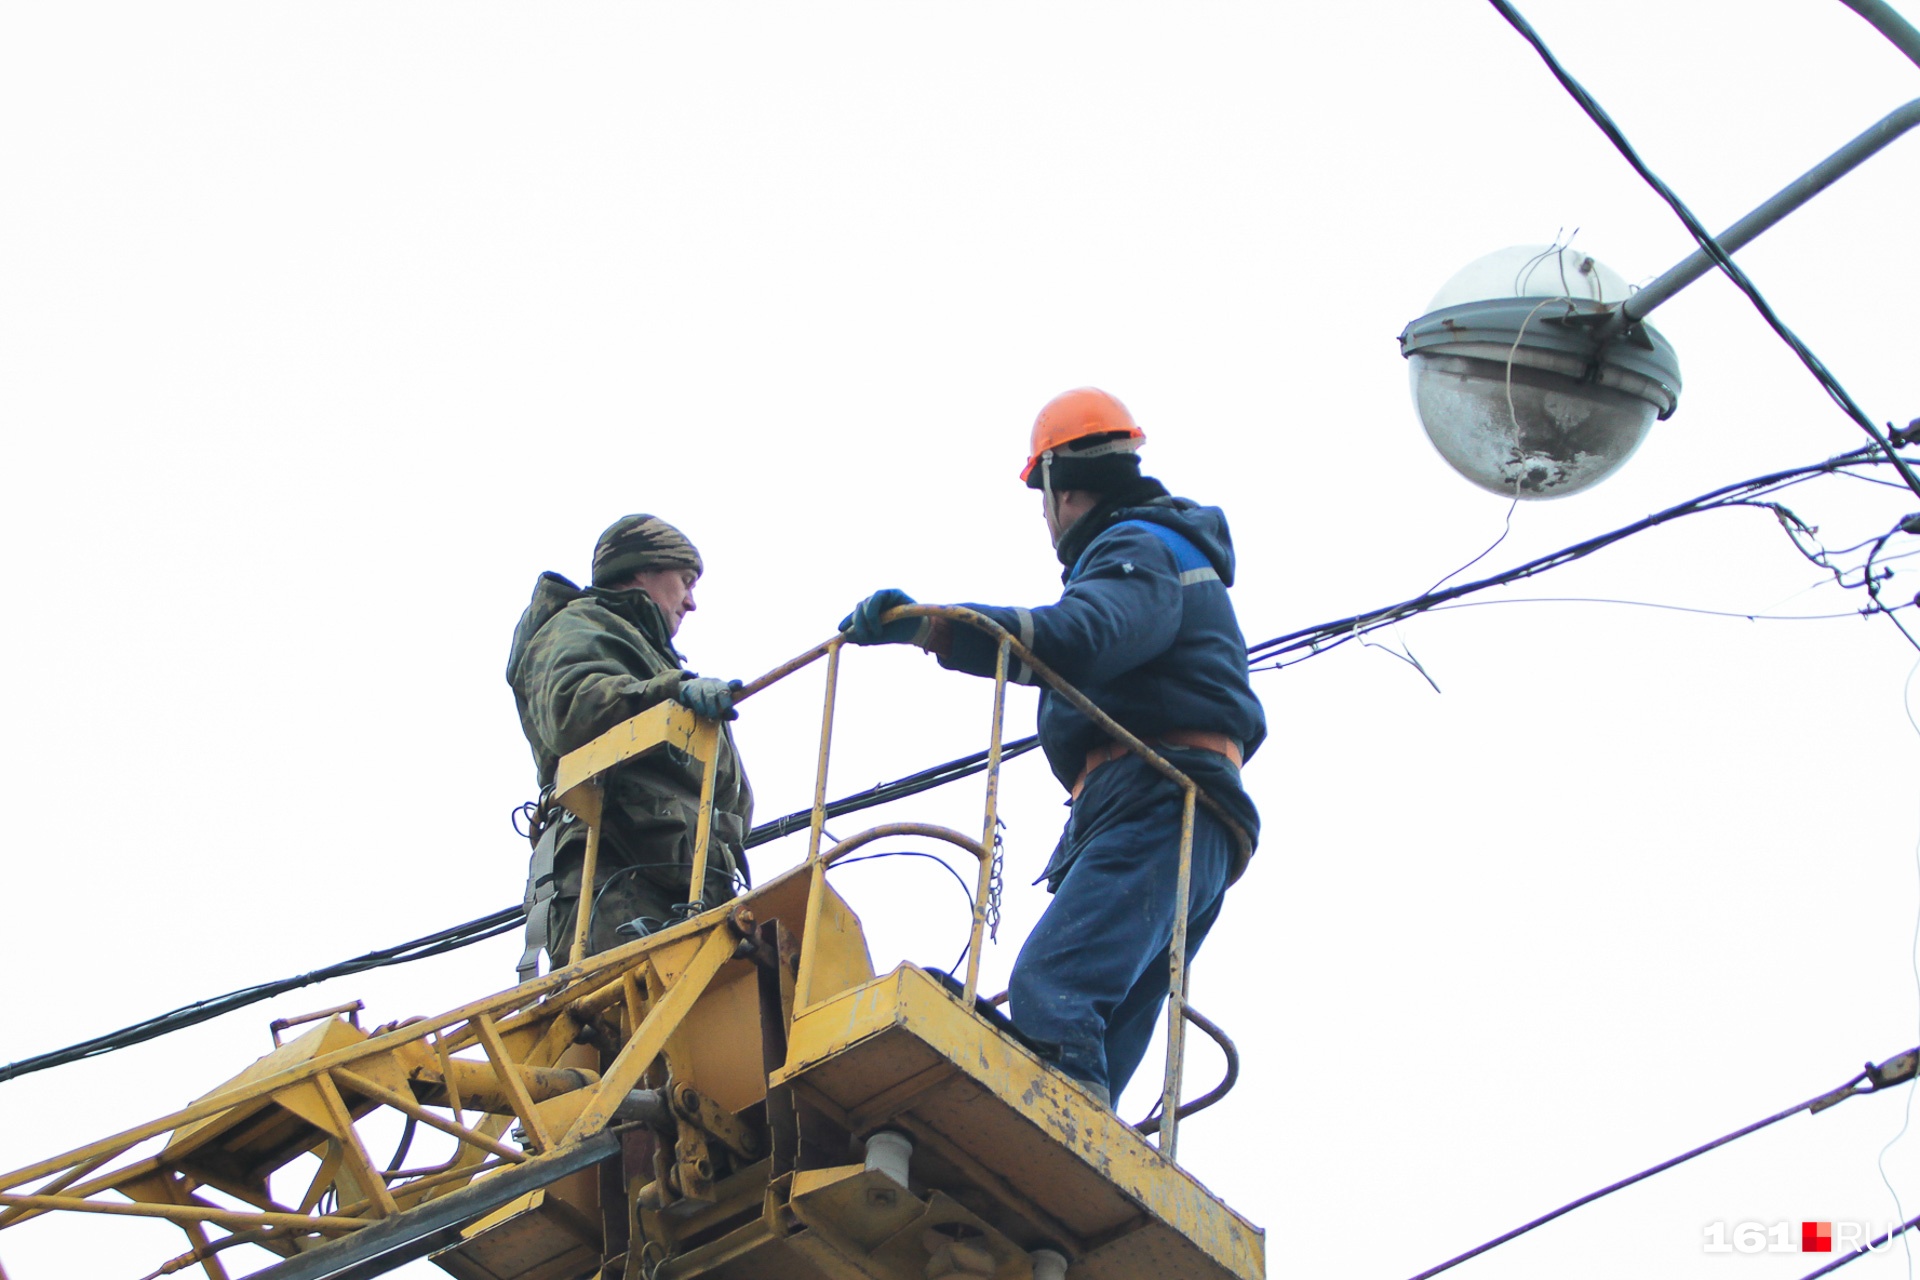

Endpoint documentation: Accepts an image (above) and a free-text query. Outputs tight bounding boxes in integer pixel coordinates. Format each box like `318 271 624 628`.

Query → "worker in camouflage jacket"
506 515 753 978
841 389 1264 1108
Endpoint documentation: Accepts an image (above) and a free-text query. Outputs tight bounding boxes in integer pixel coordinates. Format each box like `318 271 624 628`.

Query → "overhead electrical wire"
13 1 1918 1083
4 15 1915 1280
744 736 1040 848
1246 446 1920 669
11 0 1918 1086
1426 596 1906 623
0 907 525 1083
1871 657 1920 1279
1804 1208 1920 1277
1484 0 1920 502
1394 6 1920 1275
1405 1048 1920 1280
7 445 1914 1086
0 742 1041 1085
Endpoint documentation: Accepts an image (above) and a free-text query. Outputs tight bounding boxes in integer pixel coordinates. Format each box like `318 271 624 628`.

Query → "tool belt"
1071 728 1244 801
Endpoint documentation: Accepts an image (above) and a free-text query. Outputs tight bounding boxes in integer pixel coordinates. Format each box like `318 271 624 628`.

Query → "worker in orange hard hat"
839 388 1265 1109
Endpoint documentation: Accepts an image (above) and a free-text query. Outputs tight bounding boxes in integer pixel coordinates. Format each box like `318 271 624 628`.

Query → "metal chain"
986 820 1006 943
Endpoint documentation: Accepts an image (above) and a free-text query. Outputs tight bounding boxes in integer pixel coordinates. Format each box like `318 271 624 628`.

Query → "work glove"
674 676 742 721
839 589 933 646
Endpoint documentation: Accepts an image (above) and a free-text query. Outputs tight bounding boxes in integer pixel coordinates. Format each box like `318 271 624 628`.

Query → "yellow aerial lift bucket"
0 609 1263 1280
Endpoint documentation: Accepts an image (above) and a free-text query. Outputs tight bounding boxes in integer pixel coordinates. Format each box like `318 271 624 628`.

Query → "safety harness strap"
517 822 562 983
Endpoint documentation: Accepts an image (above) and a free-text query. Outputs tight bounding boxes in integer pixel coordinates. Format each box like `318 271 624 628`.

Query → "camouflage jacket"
506 572 753 889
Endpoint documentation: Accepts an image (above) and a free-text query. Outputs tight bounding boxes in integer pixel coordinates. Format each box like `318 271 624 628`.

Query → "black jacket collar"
1053 478 1173 574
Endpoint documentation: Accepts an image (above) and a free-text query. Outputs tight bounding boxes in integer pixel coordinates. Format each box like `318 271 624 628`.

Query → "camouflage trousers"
541 845 740 966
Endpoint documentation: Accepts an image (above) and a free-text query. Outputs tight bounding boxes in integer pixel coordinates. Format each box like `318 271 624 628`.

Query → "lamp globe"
1399 244 1681 499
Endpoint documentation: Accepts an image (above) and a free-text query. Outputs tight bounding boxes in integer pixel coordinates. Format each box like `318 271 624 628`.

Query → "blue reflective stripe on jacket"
938 497 1265 871
1090 520 1218 585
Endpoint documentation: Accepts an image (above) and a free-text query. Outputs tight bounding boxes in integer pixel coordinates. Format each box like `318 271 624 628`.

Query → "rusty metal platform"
771 965 1264 1280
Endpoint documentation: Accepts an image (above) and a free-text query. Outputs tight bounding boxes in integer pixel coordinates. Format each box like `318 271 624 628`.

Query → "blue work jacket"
939 496 1265 879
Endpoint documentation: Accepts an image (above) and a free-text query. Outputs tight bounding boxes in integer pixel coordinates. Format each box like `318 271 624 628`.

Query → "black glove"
838 589 933 646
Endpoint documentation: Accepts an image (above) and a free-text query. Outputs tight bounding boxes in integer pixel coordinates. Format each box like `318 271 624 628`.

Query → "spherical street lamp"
1399 245 1682 500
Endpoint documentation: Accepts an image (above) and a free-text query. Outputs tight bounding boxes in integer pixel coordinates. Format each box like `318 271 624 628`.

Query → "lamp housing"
1398 247 1682 499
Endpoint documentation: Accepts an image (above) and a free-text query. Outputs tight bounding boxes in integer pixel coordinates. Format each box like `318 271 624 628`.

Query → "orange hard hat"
1019 387 1146 482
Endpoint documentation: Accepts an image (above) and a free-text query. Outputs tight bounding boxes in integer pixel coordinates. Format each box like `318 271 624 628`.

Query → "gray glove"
674 676 742 721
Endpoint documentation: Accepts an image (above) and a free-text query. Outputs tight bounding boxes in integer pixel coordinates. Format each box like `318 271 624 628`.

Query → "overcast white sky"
4 2 1920 1277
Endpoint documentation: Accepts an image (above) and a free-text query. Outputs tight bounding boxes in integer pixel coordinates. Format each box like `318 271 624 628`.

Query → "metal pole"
1158 787 1198 1161
964 639 1011 1005
1839 0 1920 71
683 719 721 914
804 639 843 867
1616 97 1920 325
792 639 843 1013
569 819 601 966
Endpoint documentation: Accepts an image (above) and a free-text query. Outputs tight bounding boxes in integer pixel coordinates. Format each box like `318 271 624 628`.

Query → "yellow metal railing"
555 604 1250 1159
551 697 722 965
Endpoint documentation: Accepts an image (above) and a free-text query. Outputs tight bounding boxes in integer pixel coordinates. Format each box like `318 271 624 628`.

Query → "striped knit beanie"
591 515 704 587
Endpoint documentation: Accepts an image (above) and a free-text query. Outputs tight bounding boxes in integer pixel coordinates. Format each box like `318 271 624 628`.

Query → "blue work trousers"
1008 754 1234 1100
